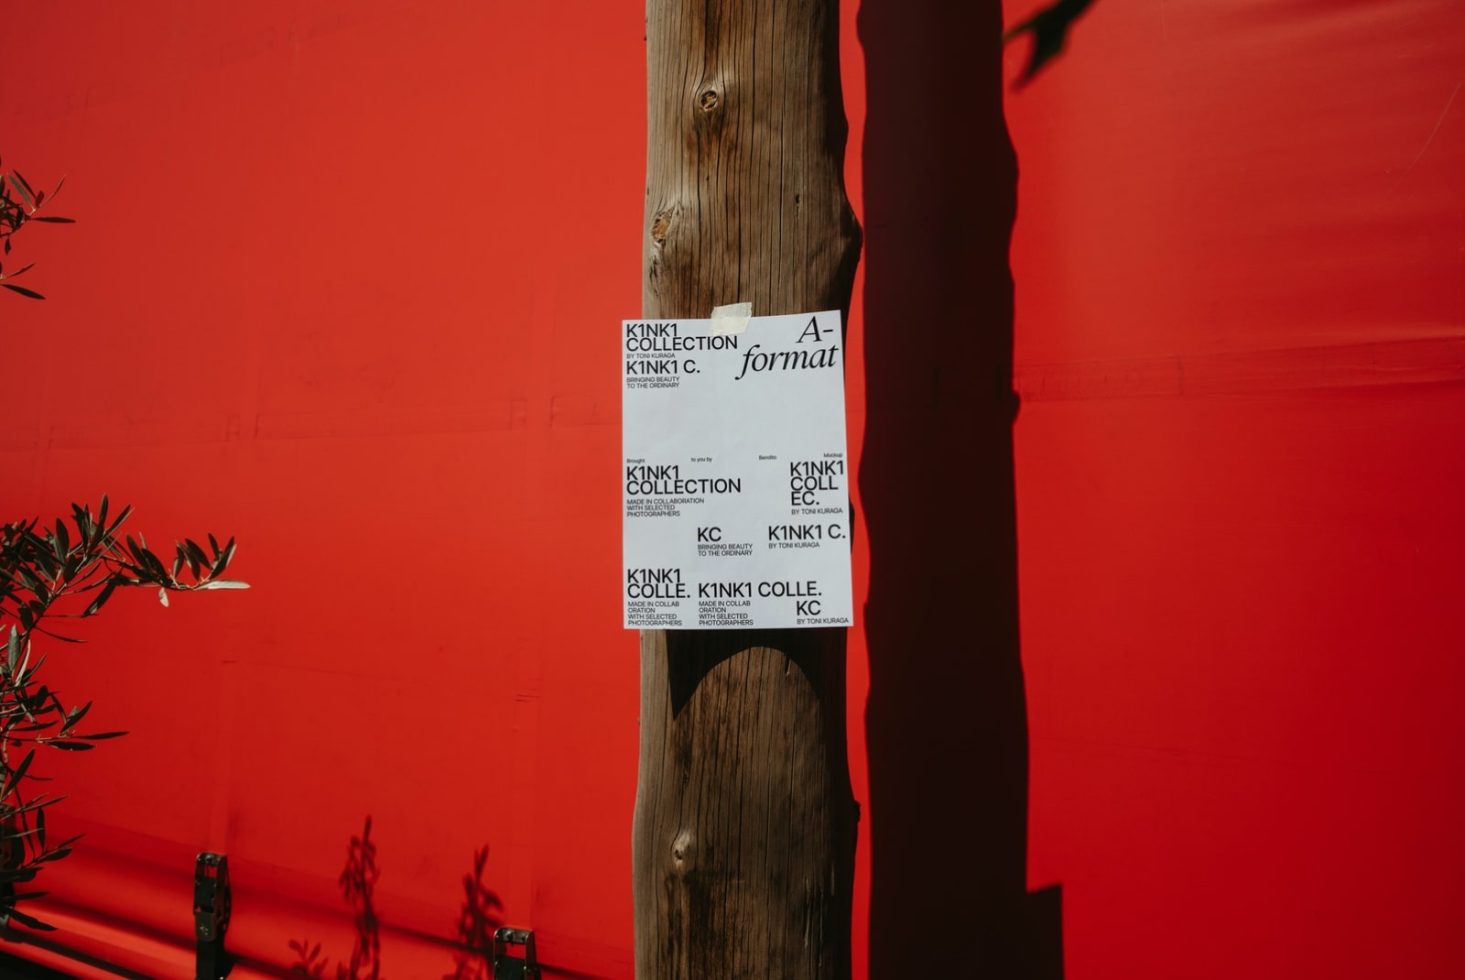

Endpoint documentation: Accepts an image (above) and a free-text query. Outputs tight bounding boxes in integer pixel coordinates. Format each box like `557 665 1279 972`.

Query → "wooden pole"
634 1 861 977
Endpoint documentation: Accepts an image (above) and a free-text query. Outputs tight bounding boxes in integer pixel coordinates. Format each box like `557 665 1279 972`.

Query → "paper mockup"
623 310 853 630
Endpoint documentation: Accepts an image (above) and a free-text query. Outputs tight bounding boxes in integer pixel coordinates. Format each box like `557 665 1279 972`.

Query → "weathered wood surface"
634 1 861 977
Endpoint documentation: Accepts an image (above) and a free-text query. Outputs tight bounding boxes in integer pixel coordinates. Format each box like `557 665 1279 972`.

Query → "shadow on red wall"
285 817 511 980
860 2 1061 975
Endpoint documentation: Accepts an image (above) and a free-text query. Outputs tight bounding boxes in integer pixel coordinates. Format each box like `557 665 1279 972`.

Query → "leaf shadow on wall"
288 815 385 980
859 2 1063 976
287 816 504 980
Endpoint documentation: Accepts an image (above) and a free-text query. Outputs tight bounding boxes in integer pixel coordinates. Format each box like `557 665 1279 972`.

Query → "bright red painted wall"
1006 1 1465 976
1 1 1461 977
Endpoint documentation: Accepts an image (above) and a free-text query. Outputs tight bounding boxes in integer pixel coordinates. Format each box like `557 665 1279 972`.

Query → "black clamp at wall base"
194 852 232 979
492 927 539 980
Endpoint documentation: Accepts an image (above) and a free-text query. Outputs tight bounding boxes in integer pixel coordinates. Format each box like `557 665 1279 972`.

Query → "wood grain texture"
642 0 860 317
635 1 861 977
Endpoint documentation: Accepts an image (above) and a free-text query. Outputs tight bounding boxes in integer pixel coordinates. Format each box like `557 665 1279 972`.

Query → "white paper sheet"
622 310 854 630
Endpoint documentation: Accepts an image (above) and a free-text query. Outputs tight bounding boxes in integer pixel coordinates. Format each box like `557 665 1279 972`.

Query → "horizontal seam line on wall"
1014 334 1465 401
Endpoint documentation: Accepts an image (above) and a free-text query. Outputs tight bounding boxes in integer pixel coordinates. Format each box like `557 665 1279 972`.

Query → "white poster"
622 310 854 630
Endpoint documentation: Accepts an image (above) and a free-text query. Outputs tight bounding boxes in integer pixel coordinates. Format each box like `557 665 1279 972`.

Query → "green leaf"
4 172 35 206
6 892 48 905
215 537 237 575
3 907 57 931
53 518 69 560
61 702 91 733
2 281 46 300
108 504 133 536
1 749 36 798
0 866 40 883
184 539 209 578
141 547 169 581
81 578 119 617
0 827 41 843
30 545 59 581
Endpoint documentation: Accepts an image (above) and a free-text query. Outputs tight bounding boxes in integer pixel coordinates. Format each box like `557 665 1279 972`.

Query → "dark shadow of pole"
859 2 1050 975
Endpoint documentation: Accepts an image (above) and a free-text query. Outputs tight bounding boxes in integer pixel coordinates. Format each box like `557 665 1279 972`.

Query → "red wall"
1 1 1461 977
1008 2 1465 976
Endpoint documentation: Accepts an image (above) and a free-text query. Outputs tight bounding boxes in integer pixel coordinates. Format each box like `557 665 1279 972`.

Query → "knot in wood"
650 208 675 247
670 828 695 872
697 87 721 112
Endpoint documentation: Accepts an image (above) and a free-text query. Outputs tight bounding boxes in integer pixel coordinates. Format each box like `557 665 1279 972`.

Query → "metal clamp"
492 927 539 980
194 852 232 978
